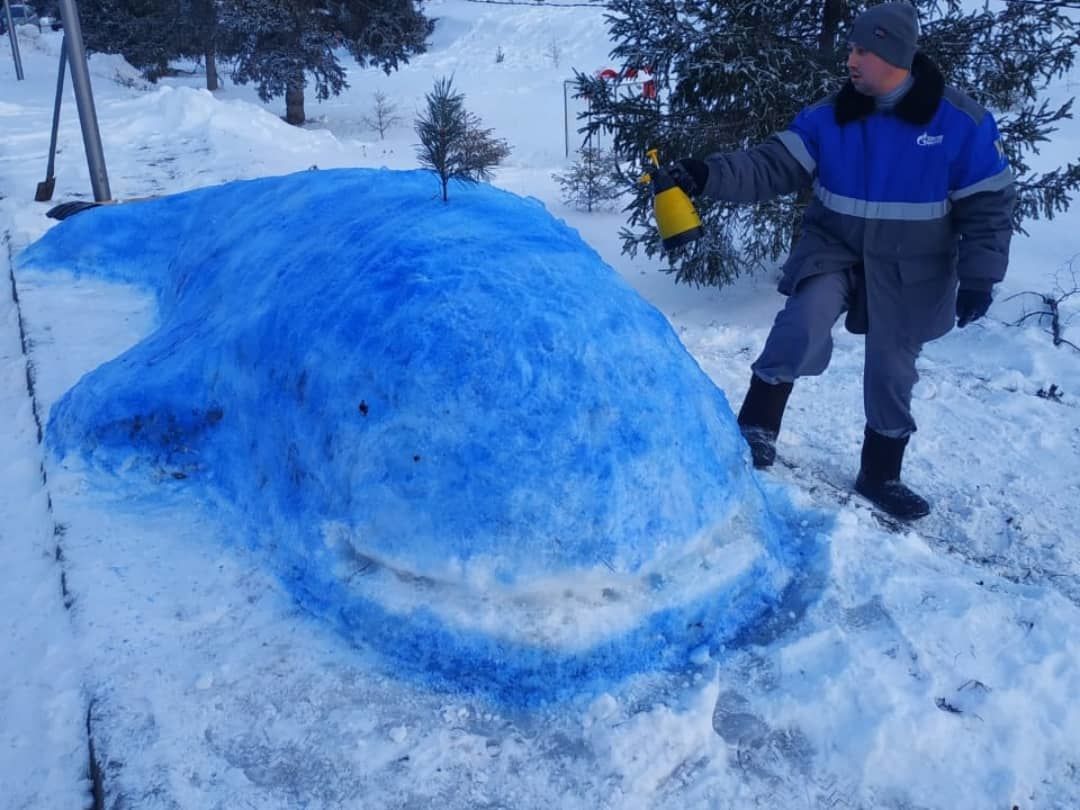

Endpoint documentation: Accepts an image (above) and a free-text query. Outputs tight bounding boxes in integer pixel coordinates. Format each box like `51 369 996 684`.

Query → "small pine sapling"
415 76 511 201
553 147 624 212
362 91 402 140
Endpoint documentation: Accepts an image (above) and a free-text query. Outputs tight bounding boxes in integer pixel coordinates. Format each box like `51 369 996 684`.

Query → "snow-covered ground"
2 4 1080 808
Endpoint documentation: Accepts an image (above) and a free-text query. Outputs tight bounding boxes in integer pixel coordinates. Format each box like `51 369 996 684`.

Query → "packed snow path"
1 233 89 810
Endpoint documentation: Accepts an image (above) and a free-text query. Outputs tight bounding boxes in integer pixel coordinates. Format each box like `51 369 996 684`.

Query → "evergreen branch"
460 0 601 6
998 0 1080 7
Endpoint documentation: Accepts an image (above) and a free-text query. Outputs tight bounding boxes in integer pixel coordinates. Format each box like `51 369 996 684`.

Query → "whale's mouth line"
322 503 787 652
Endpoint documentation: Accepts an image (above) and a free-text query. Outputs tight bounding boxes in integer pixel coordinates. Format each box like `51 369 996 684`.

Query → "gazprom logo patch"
916 132 944 146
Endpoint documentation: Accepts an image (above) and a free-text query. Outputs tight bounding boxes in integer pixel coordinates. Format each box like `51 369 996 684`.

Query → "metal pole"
55 0 110 202
3 0 25 81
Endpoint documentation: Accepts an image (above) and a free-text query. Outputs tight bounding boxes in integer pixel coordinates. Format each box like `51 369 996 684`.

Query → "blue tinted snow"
19 168 816 705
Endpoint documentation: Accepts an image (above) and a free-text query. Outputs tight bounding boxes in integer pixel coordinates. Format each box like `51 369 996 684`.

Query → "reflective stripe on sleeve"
951 166 1014 200
775 131 816 174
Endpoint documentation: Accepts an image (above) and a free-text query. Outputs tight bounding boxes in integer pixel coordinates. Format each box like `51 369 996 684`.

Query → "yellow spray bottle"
641 148 703 251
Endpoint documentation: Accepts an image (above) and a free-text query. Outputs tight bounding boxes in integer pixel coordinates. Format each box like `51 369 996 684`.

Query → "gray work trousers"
751 270 923 438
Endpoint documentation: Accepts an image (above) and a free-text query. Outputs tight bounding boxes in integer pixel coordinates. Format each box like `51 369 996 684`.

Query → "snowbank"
18 168 814 703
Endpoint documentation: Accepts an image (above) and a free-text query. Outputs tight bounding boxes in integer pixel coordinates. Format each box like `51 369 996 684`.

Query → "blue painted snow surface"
20 168 816 705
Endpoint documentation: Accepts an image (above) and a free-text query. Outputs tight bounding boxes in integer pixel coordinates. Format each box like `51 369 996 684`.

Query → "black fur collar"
834 51 945 126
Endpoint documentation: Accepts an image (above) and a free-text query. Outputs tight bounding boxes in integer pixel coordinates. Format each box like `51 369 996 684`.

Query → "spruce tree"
553 147 623 212
78 0 187 82
220 0 431 126
581 0 1080 287
77 0 228 90
415 77 510 201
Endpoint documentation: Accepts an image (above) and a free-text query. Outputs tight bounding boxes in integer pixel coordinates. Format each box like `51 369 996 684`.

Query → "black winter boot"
854 427 930 520
737 375 794 468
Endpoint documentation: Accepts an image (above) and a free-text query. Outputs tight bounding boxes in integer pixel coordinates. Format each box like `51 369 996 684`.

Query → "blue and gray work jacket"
702 52 1015 342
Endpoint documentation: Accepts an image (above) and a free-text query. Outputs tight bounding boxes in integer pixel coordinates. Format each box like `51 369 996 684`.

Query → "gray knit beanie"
850 3 919 69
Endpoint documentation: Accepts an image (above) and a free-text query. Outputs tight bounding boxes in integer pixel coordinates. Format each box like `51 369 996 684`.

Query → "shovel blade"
35 177 57 202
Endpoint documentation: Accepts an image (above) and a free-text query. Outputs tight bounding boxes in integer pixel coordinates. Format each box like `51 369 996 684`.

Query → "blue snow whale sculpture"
19 168 806 704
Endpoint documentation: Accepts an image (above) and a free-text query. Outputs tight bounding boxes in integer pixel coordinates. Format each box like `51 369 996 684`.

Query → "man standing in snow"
669 2 1014 520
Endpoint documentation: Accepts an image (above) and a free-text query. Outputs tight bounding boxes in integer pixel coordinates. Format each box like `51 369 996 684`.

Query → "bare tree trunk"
205 45 218 92
194 0 219 92
819 0 846 54
285 75 305 125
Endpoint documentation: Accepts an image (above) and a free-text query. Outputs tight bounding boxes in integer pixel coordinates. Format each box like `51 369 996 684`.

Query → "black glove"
956 287 992 328
666 158 709 198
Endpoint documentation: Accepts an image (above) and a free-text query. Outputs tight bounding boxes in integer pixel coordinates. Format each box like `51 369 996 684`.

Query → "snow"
2 1 1080 807
0 242 90 810
16 167 815 704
